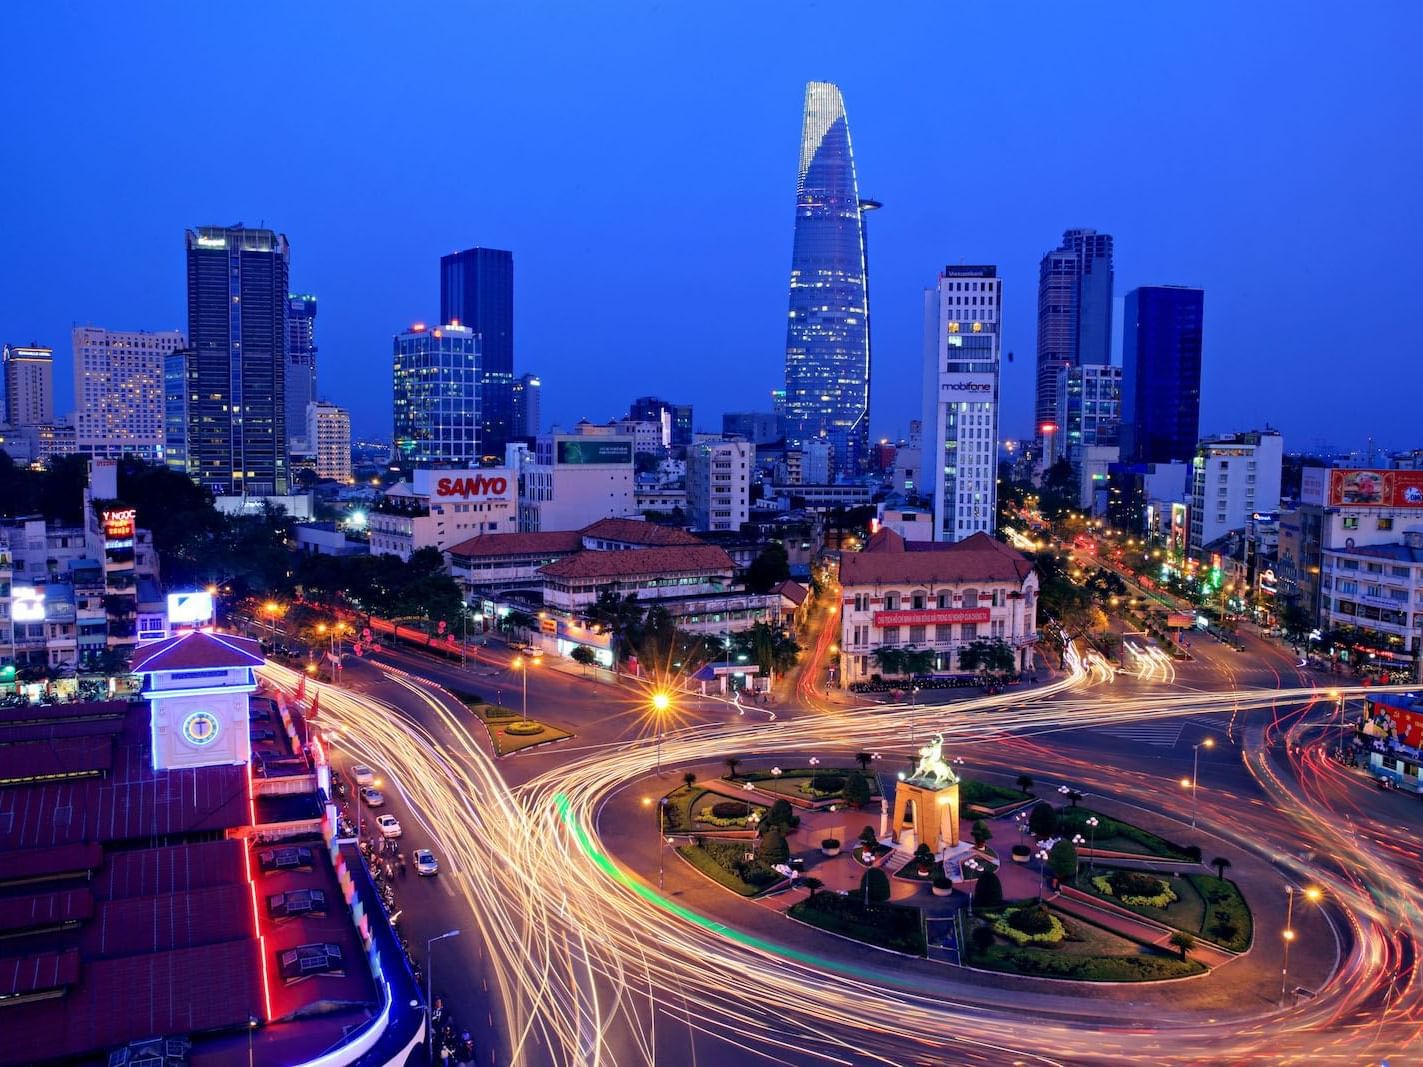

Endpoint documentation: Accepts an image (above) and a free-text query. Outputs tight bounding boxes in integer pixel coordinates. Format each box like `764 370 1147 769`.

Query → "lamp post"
651 691 671 774
1280 885 1296 1006
964 858 982 917
909 684 921 745
1071 833 1085 883
513 655 533 724
426 929 461 1060
1189 737 1215 829
1085 816 1099 873
643 797 671 890
1035 846 1050 901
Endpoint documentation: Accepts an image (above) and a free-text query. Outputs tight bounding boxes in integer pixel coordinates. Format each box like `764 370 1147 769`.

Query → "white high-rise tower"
921 266 1002 542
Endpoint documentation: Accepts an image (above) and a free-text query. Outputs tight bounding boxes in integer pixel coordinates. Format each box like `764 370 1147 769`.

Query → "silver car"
360 787 385 807
414 848 439 876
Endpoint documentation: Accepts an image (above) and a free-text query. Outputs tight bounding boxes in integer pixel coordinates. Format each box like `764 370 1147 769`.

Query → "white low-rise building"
838 527 1039 684
369 467 516 560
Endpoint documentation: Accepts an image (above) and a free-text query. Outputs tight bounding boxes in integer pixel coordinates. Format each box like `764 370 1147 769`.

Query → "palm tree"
854 752 873 773
1168 930 1196 961
724 757 741 780
682 772 696 790
1016 774 1034 795
800 876 824 901
872 646 905 677
1063 789 1084 808
1211 856 1232 881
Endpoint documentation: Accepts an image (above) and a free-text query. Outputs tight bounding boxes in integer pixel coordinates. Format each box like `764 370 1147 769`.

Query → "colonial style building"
837 528 1039 684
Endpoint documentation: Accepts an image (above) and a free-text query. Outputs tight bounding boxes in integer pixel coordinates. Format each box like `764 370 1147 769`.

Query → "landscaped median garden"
1081 866 1252 952
789 884 927 956
965 905 1208 981
458 693 573 755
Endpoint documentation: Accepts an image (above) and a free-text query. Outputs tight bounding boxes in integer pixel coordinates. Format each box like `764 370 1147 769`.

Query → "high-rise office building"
72 327 185 461
511 372 541 438
185 225 290 496
1034 229 1113 441
285 294 318 449
1060 363 1121 461
1189 430 1283 557
627 396 692 447
306 400 352 483
783 81 873 478
440 247 513 459
1120 285 1204 465
392 322 481 466
163 349 192 473
2 344 55 426
920 266 1001 542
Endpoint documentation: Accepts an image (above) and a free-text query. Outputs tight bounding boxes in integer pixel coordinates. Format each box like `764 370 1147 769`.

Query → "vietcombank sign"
412 468 514 501
556 439 633 465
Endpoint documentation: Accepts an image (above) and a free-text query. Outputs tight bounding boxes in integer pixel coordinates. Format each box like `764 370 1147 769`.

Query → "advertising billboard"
1328 469 1423 508
103 508 136 543
556 439 633 465
938 375 996 406
413 468 514 502
12 588 45 622
167 590 215 626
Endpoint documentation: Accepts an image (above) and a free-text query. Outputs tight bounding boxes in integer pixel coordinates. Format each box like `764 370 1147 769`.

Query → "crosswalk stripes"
1091 721 1185 748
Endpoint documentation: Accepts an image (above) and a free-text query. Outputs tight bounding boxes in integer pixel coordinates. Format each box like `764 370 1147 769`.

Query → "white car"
375 814 402 838
414 848 439 876
360 788 385 808
351 765 375 786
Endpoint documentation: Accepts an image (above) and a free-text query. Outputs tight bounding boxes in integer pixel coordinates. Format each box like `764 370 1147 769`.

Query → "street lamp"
643 796 671 889
963 858 983 917
1280 885 1323 1005
1085 816 1099 872
1071 833 1085 883
1189 737 1215 829
1035 846 1051 901
909 684 921 745
513 654 537 724
426 929 461 1059
651 691 671 774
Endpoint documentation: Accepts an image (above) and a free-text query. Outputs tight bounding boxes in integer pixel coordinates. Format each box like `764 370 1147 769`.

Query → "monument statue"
911 734 959 788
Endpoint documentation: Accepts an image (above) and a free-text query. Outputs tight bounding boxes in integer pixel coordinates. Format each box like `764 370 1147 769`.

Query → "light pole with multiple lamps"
1184 737 1215 829
1280 884 1322 1005
1085 816 1099 873
425 929 461 1059
643 796 671 890
512 654 538 724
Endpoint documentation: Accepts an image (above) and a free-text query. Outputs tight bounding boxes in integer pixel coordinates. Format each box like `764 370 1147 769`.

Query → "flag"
295 675 307 703
308 691 319 720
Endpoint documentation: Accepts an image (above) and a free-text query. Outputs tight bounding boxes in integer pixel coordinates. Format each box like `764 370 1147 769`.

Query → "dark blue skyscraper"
440 247 513 459
1120 285 1204 464
285 293 317 447
1034 229 1113 441
185 225 290 496
783 81 873 478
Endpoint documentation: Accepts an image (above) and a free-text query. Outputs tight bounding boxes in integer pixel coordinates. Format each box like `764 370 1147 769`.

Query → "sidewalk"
1054 885 1236 968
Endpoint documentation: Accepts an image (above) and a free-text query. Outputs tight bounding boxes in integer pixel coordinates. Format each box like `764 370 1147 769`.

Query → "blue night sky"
4 3 1420 453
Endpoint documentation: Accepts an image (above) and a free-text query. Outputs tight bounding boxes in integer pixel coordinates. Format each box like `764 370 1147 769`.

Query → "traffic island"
488 718 573 756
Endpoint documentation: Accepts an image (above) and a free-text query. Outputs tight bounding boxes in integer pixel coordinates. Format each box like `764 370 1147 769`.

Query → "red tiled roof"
0 947 79 997
540 544 735 580
579 517 704 546
0 735 113 782
83 882 252 957
96 840 247 900
0 843 102 885
0 888 93 935
840 530 1035 586
130 629 264 673
446 529 583 560
775 580 809 605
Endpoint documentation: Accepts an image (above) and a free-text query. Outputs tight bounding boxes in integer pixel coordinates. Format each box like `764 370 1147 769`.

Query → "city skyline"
3 5 1420 454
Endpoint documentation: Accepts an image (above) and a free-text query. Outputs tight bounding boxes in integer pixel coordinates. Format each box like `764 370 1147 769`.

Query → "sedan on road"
360 787 385 807
414 848 439 876
351 765 375 786
375 814 402 838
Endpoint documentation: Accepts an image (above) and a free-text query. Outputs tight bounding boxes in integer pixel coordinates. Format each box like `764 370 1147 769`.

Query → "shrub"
1011 844 1031 859
757 829 790 866
932 875 953 891
971 819 992 847
843 770 872 808
913 843 934 864
1047 839 1078 881
994 906 1066 945
970 924 996 952
858 825 878 847
861 867 891 903
1093 870 1178 908
821 838 840 850
504 720 544 736
1009 904 1055 935
711 801 748 820
765 798 796 830
1028 801 1058 838
810 774 846 795
972 870 1004 908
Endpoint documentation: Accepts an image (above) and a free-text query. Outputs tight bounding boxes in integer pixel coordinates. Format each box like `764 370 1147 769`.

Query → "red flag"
295 675 307 703
308 691 319 720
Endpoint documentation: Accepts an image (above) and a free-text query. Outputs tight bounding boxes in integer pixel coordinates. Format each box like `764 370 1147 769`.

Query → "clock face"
181 710 221 746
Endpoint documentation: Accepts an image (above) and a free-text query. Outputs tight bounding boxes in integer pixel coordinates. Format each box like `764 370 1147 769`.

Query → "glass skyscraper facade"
440 247 513 460
392 322 481 466
783 81 873 478
185 225 290 496
1034 229 1114 442
1120 285 1204 464
285 293 318 448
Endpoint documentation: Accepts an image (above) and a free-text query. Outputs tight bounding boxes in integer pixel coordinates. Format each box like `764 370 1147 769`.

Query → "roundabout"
263 653 1423 1065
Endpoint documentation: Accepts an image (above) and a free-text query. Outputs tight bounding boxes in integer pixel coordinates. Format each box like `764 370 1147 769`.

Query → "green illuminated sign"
556 440 633 465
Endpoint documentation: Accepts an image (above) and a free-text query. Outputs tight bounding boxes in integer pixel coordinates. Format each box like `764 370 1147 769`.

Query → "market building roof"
540 544 735 580
840 530 1035 586
129 629 264 673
